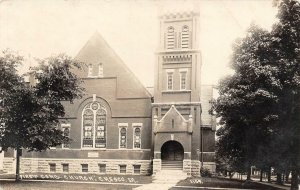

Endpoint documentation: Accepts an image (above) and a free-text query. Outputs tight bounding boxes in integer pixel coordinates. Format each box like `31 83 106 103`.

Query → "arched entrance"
161 141 184 161
161 141 184 170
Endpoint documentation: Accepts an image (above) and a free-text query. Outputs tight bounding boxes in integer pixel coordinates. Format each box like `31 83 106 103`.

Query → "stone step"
162 161 183 164
161 167 182 170
161 161 183 170
161 163 183 166
162 166 182 170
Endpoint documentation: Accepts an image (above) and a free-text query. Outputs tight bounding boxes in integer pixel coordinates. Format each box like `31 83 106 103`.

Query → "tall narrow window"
181 26 189 49
120 127 127 148
82 102 107 148
167 72 173 90
88 64 93 77
180 71 187 90
62 124 70 148
166 26 175 49
83 108 93 147
133 126 141 149
98 63 103 77
95 109 106 148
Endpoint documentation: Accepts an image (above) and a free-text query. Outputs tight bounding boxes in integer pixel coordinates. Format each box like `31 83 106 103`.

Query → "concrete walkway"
134 170 187 190
253 181 291 190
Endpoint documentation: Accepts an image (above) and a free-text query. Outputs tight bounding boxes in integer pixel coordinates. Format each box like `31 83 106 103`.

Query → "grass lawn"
0 180 139 190
0 173 152 184
174 177 285 190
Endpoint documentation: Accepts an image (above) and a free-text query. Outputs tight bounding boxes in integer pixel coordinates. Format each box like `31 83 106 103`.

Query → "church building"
1 11 216 177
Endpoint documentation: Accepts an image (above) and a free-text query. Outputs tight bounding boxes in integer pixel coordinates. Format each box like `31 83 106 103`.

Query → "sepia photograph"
0 0 299 189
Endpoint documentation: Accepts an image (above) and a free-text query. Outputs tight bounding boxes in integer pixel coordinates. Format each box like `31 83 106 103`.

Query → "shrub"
200 167 212 177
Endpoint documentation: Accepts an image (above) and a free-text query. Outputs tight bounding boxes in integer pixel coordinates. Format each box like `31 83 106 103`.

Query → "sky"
0 0 278 87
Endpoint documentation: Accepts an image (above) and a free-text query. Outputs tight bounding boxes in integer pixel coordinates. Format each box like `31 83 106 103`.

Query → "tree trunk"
247 166 251 180
15 147 21 182
260 169 263 182
276 172 283 185
229 171 232 179
285 171 290 183
290 169 299 190
267 167 271 182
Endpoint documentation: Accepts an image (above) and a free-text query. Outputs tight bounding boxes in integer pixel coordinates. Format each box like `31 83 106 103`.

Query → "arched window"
119 127 127 149
88 64 93 77
166 26 175 49
133 127 141 149
181 25 189 49
62 124 71 148
82 102 106 148
98 63 103 77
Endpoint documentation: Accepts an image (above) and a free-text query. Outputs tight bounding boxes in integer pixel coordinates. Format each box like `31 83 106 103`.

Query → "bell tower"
154 11 201 103
152 12 203 176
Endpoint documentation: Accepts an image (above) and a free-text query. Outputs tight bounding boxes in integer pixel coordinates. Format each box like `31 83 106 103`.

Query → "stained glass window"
98 63 103 77
82 102 106 148
62 126 70 148
88 64 93 77
133 127 141 149
119 127 127 149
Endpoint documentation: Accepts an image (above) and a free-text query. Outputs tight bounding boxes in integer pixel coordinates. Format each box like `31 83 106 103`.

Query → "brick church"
1 11 216 176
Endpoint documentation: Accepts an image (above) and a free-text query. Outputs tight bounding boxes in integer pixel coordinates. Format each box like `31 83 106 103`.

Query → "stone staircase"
134 162 187 190
161 161 183 170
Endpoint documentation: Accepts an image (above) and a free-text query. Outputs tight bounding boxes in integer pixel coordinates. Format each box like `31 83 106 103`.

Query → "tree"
0 50 84 181
270 0 300 189
214 1 300 189
213 25 280 181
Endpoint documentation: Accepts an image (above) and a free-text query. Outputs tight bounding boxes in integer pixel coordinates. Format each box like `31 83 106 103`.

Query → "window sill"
81 148 107 150
162 90 191 94
87 75 103 78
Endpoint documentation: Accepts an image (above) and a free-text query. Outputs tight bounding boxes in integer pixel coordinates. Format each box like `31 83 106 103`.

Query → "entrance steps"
161 161 183 170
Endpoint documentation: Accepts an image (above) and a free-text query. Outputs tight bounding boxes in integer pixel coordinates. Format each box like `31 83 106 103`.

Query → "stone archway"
161 141 184 161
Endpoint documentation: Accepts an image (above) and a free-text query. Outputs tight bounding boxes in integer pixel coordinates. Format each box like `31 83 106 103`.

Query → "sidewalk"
253 181 290 190
133 170 187 190
218 175 291 190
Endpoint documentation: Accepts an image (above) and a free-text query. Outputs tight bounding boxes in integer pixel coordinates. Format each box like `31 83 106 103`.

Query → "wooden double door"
161 141 184 161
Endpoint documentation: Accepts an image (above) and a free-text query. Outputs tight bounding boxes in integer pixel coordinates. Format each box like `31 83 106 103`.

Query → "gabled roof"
159 105 187 123
156 105 189 132
74 31 151 99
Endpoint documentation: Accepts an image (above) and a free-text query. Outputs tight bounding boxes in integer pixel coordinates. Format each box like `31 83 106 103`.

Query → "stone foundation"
183 159 191 175
191 160 200 176
3 157 15 174
152 159 161 175
19 158 151 175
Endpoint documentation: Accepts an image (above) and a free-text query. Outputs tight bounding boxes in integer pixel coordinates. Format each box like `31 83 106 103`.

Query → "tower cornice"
156 49 201 54
159 11 200 20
